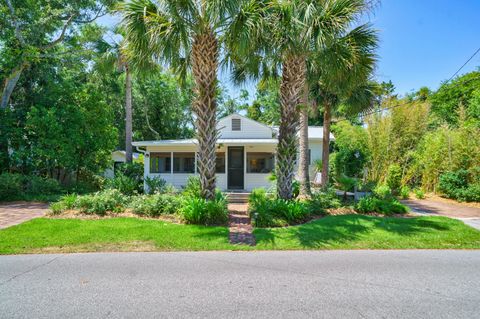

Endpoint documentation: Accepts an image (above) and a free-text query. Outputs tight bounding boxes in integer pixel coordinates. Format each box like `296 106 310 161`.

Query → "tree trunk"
321 101 332 188
298 83 311 196
277 55 306 200
1 61 27 110
191 30 218 200
125 65 133 163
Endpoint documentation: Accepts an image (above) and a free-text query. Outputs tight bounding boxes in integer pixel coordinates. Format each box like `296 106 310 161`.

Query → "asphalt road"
1 251 480 318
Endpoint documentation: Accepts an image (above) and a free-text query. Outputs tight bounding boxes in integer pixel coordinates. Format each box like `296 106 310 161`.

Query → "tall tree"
308 24 378 188
120 0 265 199
229 0 369 199
0 0 113 109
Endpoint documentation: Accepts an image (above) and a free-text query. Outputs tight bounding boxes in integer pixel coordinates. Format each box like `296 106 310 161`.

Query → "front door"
228 147 244 189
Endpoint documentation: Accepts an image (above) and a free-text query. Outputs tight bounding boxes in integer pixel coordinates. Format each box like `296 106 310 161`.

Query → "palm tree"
308 24 379 187
230 0 371 199
97 38 135 163
119 0 266 200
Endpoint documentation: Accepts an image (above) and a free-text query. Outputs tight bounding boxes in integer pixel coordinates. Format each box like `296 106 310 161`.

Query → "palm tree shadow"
255 215 453 248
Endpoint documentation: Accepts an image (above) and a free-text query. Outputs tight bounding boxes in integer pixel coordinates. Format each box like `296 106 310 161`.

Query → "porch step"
226 192 250 204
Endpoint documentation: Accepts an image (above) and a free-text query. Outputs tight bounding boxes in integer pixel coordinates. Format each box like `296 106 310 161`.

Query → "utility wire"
335 46 480 123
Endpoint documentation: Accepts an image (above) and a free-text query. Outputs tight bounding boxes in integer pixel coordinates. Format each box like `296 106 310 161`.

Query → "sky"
101 0 480 101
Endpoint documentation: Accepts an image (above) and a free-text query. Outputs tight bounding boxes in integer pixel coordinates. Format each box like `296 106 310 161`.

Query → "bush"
455 184 480 202
0 173 63 201
0 173 23 201
438 170 469 199
49 201 67 215
248 190 310 227
356 196 409 215
26 175 62 195
104 174 140 195
116 162 144 182
400 186 410 199
386 164 402 194
180 192 228 225
145 176 167 194
74 189 127 215
414 188 425 199
183 176 202 198
373 184 393 200
307 188 341 214
129 193 182 217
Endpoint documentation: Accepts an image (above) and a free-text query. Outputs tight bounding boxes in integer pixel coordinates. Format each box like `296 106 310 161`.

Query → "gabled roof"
217 113 276 134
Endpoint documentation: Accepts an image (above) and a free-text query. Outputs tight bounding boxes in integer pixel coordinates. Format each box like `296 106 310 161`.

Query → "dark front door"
228 147 244 189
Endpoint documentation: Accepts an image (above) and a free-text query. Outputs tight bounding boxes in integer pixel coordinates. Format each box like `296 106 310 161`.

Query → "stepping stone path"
228 203 255 246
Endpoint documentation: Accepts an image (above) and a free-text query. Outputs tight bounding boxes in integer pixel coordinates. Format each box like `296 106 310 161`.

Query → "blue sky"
102 0 480 101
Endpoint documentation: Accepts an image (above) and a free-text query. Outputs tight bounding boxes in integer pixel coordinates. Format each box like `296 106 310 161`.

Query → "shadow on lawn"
255 215 452 248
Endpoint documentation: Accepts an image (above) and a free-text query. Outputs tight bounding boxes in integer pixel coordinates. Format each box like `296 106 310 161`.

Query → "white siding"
217 114 273 139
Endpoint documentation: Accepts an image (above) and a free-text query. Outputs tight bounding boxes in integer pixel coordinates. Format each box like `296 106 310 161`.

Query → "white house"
132 114 333 192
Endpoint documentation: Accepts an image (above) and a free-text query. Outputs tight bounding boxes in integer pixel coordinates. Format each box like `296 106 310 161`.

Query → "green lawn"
1 215 479 254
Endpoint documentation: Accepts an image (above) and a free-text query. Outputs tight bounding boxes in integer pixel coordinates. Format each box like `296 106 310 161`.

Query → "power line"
335 46 480 123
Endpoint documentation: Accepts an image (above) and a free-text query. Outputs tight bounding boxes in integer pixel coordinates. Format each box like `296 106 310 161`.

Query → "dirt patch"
29 241 158 254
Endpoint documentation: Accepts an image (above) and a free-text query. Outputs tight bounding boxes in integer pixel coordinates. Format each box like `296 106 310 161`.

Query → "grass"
0 215 479 254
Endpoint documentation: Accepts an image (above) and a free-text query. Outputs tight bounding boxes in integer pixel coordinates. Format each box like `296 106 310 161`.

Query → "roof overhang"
132 138 278 147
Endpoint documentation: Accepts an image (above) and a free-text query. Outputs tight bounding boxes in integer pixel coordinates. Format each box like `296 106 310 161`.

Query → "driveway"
1 251 480 318
402 199 480 230
0 202 49 229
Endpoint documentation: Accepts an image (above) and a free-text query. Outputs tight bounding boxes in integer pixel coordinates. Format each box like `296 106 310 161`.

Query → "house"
132 114 333 192
104 150 141 179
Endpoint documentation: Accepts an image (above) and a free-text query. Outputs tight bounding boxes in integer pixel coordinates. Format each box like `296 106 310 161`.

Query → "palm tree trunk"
321 101 332 188
125 65 133 163
191 30 218 200
298 83 311 196
277 54 306 200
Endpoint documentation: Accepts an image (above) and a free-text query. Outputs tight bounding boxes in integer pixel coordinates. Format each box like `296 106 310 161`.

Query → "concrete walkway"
0 202 49 229
2 251 480 318
402 199 480 230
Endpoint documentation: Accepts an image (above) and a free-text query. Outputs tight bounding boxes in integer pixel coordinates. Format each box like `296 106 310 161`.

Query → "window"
150 153 171 173
232 118 241 131
173 152 195 173
308 149 311 165
216 152 226 173
247 153 275 173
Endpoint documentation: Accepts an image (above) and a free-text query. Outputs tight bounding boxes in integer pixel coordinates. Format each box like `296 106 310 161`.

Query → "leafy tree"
429 71 480 126
0 0 114 109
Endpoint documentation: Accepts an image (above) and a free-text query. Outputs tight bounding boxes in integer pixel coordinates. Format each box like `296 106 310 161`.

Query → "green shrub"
356 196 408 215
455 184 480 202
183 176 202 198
400 186 410 199
373 184 393 200
145 176 167 194
386 164 402 194
248 190 310 227
105 174 140 195
180 192 228 225
116 162 144 181
61 194 78 209
438 170 469 199
129 193 182 217
307 189 341 214
414 188 425 199
0 173 23 200
26 175 62 195
74 189 127 215
0 173 64 201
49 201 67 215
